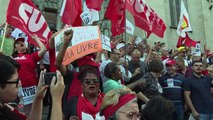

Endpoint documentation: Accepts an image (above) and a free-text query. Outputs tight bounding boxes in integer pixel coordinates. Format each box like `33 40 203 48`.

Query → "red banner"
105 0 126 36
6 0 52 46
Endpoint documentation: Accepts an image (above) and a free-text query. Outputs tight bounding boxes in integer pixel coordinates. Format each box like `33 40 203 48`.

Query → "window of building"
169 0 188 28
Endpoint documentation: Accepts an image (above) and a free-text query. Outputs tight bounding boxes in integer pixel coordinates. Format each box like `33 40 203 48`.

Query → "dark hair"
142 96 174 120
192 60 202 66
78 66 99 83
0 54 20 70
148 59 163 73
104 62 118 79
108 48 116 58
0 59 17 88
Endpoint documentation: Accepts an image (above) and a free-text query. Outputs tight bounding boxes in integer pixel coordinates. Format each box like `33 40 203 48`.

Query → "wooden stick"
0 23 8 51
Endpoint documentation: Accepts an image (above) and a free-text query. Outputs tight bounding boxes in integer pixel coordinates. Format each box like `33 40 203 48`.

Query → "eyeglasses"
118 111 143 120
0 78 19 87
84 79 99 84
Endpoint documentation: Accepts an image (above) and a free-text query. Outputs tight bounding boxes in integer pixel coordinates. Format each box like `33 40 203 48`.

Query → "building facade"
0 0 213 50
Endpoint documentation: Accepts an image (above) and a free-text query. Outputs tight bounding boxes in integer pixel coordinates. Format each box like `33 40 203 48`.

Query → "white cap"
116 43 125 50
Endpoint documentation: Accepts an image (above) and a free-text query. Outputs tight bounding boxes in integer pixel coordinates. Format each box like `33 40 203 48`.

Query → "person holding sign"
12 35 47 117
0 24 14 56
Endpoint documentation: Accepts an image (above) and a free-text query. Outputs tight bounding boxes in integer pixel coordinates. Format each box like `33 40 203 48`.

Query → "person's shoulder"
175 73 185 79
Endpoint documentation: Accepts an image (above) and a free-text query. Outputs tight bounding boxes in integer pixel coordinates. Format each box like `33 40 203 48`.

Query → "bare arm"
137 92 149 104
50 71 65 120
55 30 73 76
94 52 102 63
31 35 47 58
144 45 151 65
184 91 200 119
28 71 48 120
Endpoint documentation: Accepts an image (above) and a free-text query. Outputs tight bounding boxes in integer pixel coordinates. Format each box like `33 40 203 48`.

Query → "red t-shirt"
14 52 41 87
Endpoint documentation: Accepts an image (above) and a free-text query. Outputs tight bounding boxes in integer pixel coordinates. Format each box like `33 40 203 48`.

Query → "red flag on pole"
60 0 82 26
126 0 166 38
86 0 104 11
6 0 52 46
176 33 197 48
104 0 126 36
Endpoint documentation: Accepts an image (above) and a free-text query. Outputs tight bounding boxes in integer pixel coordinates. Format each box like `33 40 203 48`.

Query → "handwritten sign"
101 35 111 52
55 26 102 66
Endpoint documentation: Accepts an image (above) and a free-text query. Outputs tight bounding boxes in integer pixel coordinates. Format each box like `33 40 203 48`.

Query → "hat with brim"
166 59 176 66
14 38 25 44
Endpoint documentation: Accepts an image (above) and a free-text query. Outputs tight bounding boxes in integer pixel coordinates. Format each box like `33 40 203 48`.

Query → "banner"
6 0 52 46
177 1 192 37
54 26 102 65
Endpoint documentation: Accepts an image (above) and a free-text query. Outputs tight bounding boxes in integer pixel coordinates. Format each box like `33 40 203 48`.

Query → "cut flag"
177 1 192 37
126 0 166 38
85 0 104 11
176 33 198 48
60 0 82 26
104 0 126 36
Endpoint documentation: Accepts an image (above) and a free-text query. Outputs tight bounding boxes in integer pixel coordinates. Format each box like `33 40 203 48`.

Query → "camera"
43 72 57 85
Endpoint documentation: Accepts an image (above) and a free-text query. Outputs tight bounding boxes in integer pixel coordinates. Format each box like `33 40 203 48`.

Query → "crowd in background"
0 24 213 120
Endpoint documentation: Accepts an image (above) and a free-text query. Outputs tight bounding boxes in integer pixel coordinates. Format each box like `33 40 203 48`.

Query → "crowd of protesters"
1 23 213 120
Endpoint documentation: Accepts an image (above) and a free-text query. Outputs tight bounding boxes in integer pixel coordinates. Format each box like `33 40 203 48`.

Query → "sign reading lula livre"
54 26 102 66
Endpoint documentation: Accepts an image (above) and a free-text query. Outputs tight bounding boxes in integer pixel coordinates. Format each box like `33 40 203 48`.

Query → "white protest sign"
101 35 111 52
82 2 100 25
82 112 105 120
80 12 92 25
194 43 201 56
126 19 135 35
22 86 36 105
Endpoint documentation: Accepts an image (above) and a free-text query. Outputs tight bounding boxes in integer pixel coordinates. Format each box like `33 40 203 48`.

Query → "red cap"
14 38 25 44
166 59 176 66
77 55 100 67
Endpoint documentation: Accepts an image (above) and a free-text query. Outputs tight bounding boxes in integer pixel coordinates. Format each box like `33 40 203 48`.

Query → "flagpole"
0 23 8 51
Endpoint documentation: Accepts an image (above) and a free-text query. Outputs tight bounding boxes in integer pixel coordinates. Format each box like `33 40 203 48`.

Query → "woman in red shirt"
12 35 47 116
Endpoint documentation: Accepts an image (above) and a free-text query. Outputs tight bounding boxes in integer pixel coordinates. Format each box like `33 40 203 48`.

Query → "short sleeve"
31 51 41 62
183 78 191 91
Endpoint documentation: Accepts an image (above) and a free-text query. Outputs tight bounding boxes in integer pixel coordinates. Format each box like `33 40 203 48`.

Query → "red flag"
151 13 167 38
126 0 166 38
105 0 126 36
184 34 197 47
6 0 52 46
176 36 185 48
86 0 104 11
176 33 197 48
60 0 82 26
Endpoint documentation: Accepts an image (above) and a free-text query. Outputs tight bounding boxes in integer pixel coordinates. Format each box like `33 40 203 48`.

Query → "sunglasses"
0 78 19 87
84 79 99 84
